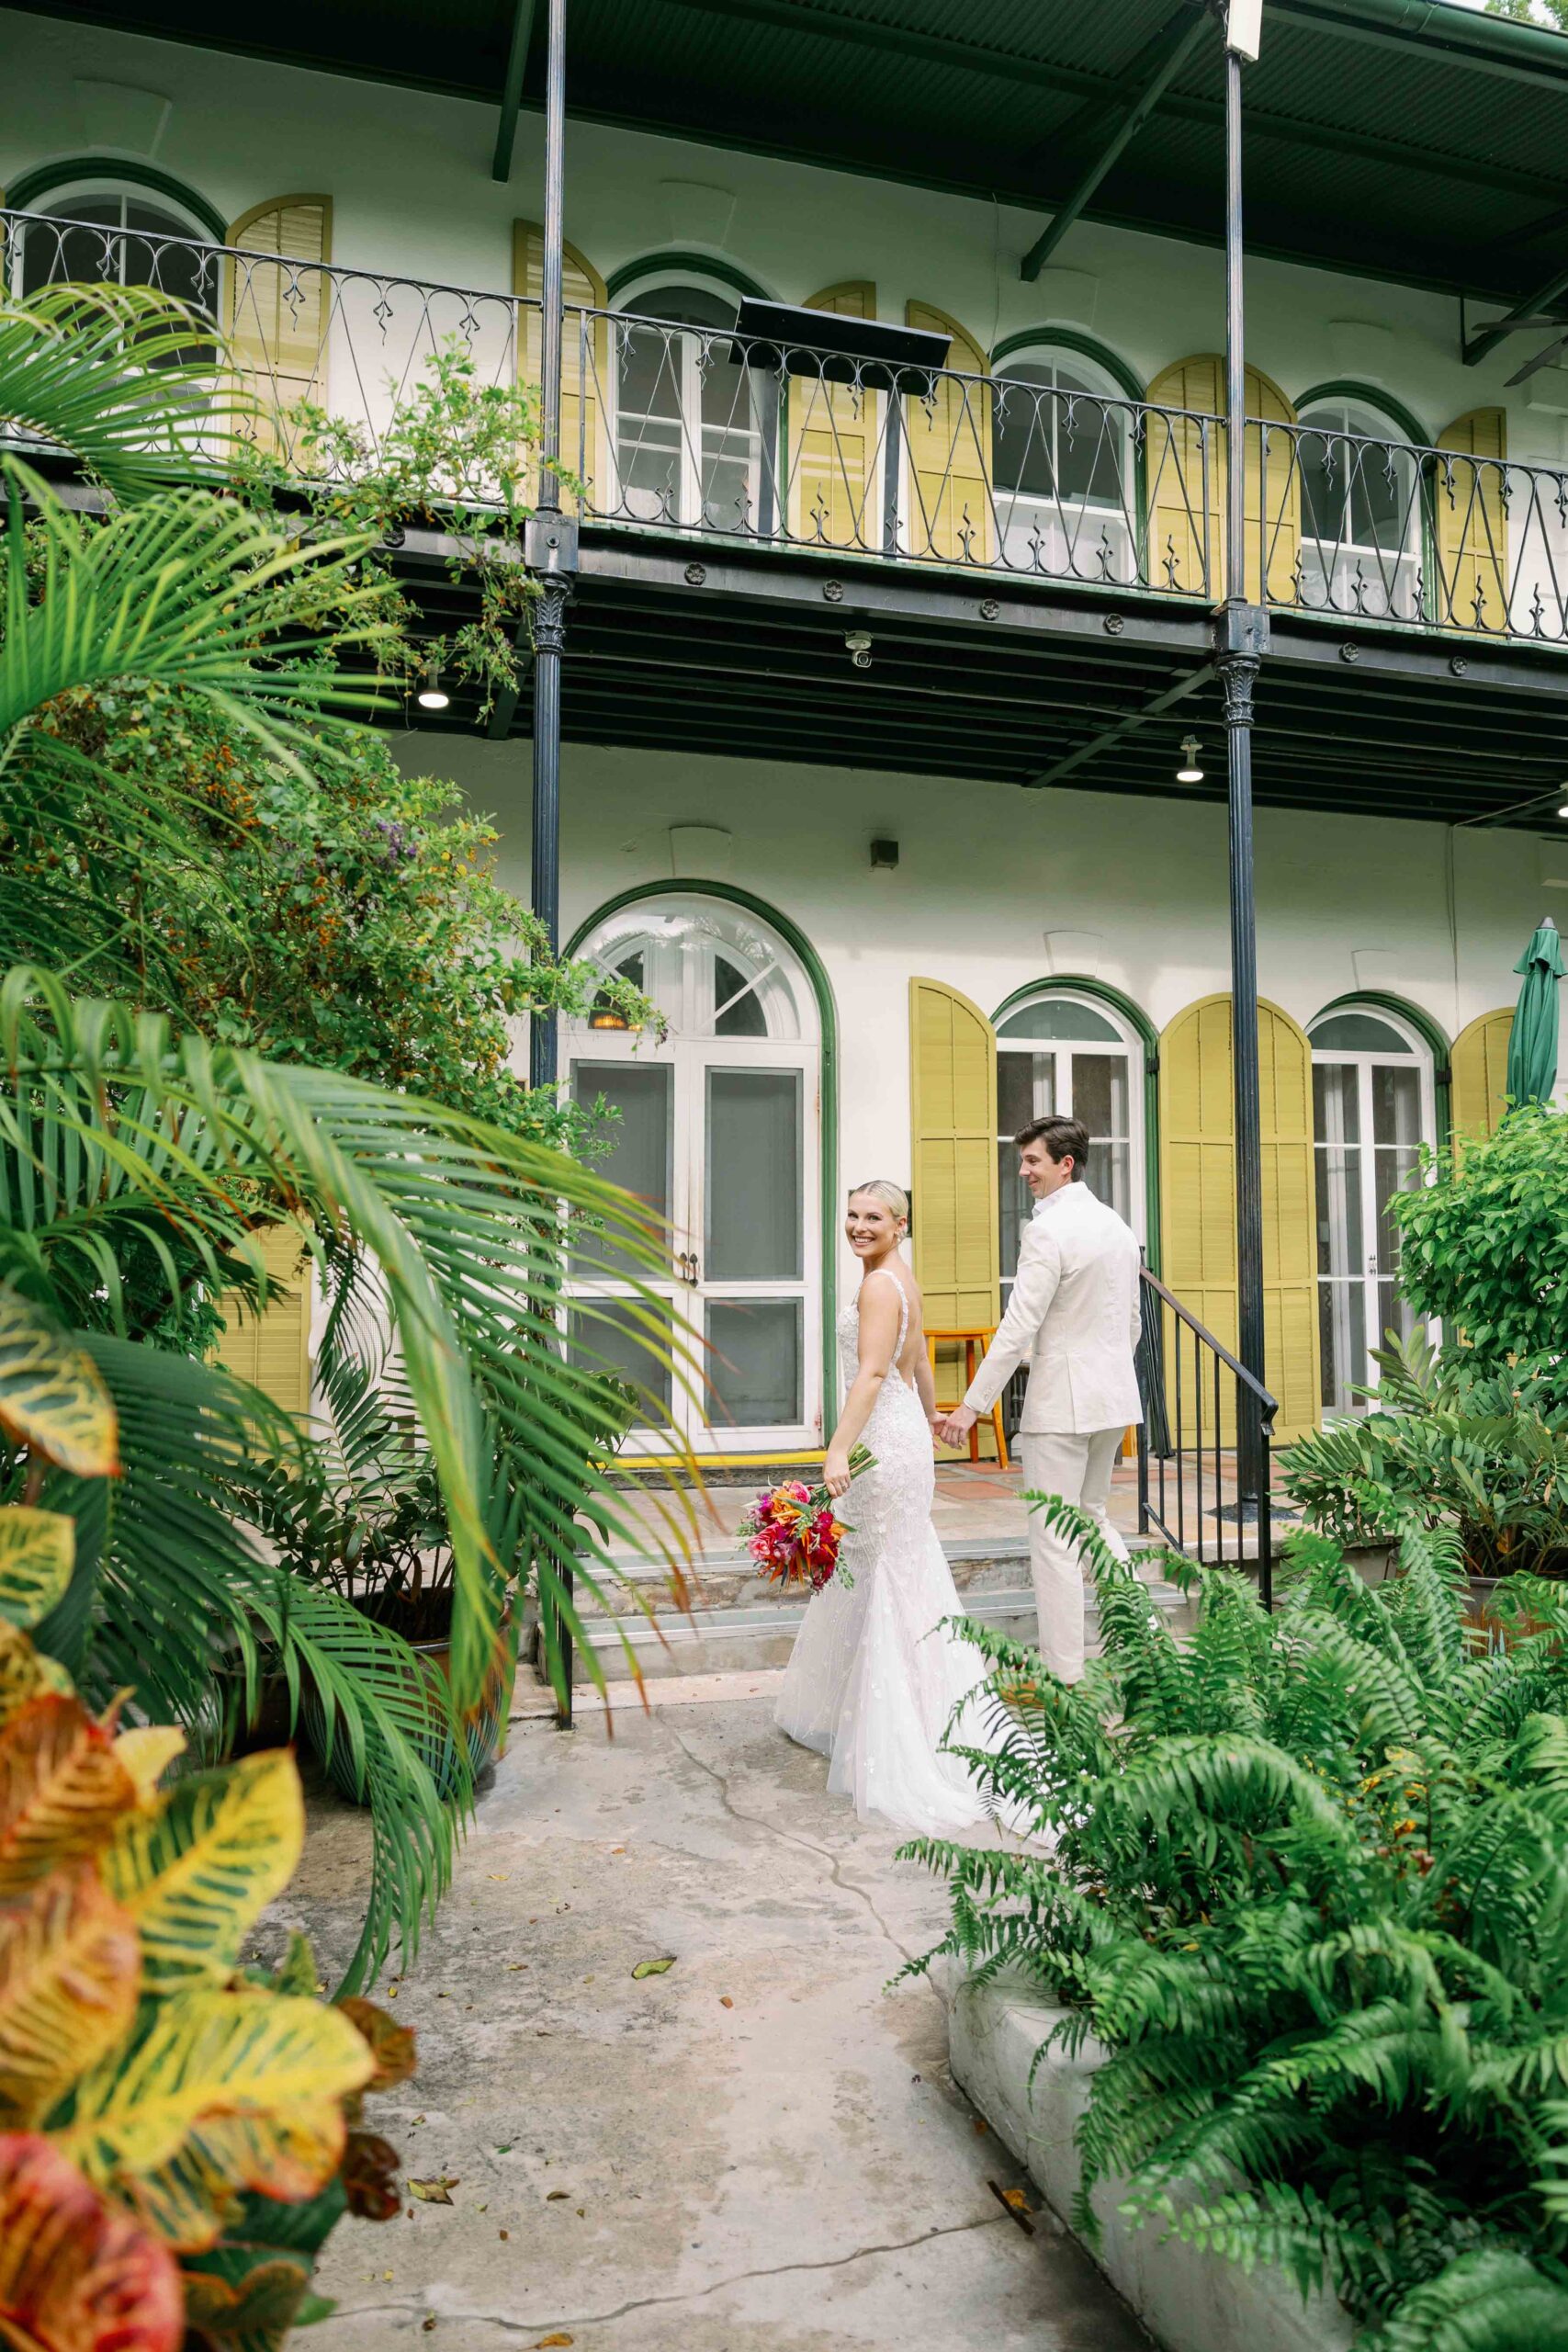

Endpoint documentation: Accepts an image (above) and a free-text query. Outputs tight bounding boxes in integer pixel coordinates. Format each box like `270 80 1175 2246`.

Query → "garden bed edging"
938 1962 1355 2352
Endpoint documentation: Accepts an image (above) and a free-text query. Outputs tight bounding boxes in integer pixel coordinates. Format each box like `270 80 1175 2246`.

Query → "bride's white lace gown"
774 1280 1002 1834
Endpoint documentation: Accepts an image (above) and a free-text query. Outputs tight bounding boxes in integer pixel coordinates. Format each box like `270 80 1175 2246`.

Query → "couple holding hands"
774 1111 1143 1836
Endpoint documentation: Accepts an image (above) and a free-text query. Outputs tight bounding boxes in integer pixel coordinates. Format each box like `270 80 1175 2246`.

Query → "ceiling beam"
1021 6 1215 280
491 0 538 182
1464 254 1568 368
1027 663 1213 787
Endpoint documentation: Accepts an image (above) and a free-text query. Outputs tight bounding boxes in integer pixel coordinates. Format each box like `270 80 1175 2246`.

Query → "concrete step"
527 1571 1191 1687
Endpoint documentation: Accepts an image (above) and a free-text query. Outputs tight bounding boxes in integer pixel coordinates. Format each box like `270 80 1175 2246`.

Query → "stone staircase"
527 1530 1191 1686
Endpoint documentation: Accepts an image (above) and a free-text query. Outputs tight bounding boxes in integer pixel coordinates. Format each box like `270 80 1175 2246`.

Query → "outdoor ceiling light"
1559 804 1568 820
1177 736 1204 784
416 660 449 712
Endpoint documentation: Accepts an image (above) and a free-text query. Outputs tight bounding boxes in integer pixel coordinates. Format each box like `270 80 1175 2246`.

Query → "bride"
774 1180 1006 1834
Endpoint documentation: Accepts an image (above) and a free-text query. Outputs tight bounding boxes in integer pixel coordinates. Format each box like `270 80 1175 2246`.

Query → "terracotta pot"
305 1593 515 1804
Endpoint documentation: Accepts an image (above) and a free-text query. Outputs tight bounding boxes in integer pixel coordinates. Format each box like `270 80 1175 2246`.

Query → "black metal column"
1215 39 1270 1593
529 0 572 1100
528 0 579 1720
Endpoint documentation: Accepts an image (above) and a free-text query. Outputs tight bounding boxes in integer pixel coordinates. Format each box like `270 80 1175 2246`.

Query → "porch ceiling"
17 0 1568 306
398 534 1568 833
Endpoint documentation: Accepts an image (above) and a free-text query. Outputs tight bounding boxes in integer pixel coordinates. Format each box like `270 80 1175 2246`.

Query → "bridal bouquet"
739 1447 875 1594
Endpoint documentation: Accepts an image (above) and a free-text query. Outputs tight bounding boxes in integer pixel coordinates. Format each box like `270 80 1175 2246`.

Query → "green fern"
912 1518 1568 2342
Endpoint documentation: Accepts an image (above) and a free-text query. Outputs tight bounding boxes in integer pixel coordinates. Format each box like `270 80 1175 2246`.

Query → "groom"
935 1114 1142 1683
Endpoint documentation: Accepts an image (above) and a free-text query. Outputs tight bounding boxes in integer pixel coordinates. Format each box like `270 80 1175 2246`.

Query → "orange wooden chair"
925 1326 1010 1468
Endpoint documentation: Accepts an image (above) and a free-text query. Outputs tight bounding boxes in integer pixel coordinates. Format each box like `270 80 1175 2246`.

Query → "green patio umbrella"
1506 914 1565 1109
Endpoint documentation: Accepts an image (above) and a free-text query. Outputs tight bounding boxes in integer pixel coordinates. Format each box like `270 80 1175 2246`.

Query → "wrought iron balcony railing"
1135 1266 1279 1600
6 204 1568 648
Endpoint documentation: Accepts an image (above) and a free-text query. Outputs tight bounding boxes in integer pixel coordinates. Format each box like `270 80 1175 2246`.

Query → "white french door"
1311 1038 1432 1413
994 992 1144 1312
564 898 821 1454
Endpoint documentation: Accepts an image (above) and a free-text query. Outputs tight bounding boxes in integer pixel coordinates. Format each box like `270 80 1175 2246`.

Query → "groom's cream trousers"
1017 1428 1130 1683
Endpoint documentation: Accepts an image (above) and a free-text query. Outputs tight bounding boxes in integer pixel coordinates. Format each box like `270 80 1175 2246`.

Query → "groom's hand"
935 1405 978 1449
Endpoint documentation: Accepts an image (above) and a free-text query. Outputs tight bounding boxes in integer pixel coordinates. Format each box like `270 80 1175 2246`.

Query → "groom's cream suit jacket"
963 1181 1143 1436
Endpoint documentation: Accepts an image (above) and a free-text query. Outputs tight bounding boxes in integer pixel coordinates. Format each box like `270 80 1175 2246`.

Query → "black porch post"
1216 36 1271 1594
529 0 572 1092
528 0 579 1720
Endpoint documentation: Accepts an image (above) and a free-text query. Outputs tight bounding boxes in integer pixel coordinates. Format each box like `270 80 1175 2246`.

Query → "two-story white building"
6 0 1567 1471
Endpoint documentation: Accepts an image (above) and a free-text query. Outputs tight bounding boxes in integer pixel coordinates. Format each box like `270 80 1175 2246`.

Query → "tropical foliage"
0 1546 411 2352
12 692 655 1156
1392 1104 1568 1384
233 336 553 714
910 1510 1568 2350
0 280 692 1999
1282 1331 1568 1577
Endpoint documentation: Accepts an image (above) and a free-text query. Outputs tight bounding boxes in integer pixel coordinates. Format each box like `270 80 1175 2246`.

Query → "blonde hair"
847 1179 910 1229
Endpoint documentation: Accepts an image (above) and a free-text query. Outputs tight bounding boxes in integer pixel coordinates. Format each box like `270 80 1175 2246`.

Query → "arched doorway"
1307 1002 1437 1412
565 890 825 1453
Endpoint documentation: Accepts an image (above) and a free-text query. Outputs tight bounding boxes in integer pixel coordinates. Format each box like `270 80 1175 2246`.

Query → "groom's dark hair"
1015 1113 1089 1177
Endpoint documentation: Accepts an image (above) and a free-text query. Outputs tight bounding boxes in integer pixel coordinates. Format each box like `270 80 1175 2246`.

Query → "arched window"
1308 1003 1436 1412
991 345 1135 582
16 178 217 330
565 894 821 1449
1296 393 1422 621
611 279 766 533
994 989 1145 1312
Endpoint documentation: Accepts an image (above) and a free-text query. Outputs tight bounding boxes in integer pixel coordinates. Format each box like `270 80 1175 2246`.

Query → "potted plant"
243 1360 506 1798
1281 1331 1568 1625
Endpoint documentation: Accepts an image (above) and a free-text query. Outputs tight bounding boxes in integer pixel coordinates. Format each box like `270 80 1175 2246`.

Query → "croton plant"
0 1341 413 2349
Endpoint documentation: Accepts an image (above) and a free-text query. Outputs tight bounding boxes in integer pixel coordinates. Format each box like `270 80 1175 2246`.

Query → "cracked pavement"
265 1673 1150 2349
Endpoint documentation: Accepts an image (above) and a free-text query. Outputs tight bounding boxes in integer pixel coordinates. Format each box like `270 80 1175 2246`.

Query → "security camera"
844 630 873 672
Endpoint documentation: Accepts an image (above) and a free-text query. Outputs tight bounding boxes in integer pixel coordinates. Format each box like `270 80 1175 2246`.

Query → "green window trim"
6 157 226 242
989 326 1144 408
604 251 775 308
989 974 1161 1270
565 878 840 1432
1292 379 1430 449
1309 989 1452 1146
1292 381 1438 634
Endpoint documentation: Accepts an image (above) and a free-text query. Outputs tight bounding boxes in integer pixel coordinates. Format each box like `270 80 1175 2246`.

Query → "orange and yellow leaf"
0 1868 141 2128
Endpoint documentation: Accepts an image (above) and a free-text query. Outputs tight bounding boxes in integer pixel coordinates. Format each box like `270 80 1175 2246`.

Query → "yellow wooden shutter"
1450 1006 1515 1141
1145 356 1299 602
788 281 876 548
513 222 607 515
225 197 332 452
1258 999 1320 1444
213 1223 313 1419
910 977 1000 1458
1435 408 1507 633
1159 994 1321 1443
904 301 993 564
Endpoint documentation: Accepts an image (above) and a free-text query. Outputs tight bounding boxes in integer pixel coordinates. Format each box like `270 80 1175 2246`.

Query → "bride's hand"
823 1444 852 1498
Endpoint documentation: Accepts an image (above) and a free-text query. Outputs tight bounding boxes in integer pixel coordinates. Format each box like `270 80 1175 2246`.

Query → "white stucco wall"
5 5 1568 457
390 727 1562 1298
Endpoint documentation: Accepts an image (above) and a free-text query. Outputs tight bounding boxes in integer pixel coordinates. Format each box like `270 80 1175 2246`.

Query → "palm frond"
1 968 699 1702
28 1329 464 1994
2 462 389 748
0 283 245 503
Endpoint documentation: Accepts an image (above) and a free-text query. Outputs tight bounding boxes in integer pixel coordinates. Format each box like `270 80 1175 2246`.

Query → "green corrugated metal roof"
16 0 1568 300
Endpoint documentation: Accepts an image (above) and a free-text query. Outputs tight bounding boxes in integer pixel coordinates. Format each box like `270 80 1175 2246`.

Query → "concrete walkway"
276 1671 1151 2350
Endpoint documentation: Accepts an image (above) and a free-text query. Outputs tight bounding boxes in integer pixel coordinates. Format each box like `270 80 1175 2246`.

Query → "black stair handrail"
1135 1263 1279 1605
